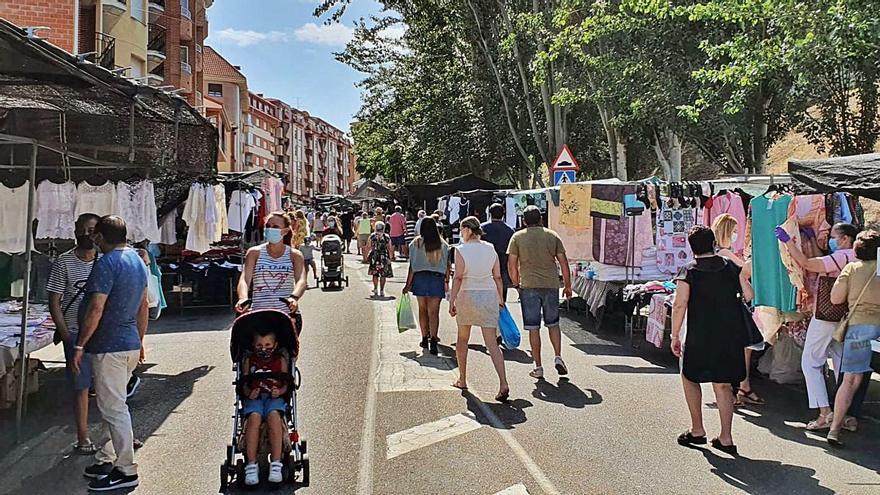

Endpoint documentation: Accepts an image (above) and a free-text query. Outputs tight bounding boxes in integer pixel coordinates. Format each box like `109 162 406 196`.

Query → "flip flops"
711 438 738 456
73 442 99 455
677 431 707 447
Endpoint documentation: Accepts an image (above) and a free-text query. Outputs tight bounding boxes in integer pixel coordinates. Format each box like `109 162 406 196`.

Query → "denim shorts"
391 235 406 247
63 332 93 391
840 324 880 374
520 288 560 330
242 394 287 419
411 271 445 298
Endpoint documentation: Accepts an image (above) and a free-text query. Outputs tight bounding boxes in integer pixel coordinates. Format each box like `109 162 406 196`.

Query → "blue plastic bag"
499 306 521 348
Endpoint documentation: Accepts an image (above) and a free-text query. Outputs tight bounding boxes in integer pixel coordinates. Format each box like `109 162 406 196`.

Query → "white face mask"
731 233 738 244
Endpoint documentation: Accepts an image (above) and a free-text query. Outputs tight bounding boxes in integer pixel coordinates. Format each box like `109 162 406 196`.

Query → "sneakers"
268 460 284 483
529 367 544 379
244 463 259 486
554 357 569 376
126 374 141 399
379 290 385 298
83 462 114 479
87 468 138 492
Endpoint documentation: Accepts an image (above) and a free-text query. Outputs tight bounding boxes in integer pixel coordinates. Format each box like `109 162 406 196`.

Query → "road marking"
495 484 530 495
471 398 561 495
386 412 483 459
356 265 381 495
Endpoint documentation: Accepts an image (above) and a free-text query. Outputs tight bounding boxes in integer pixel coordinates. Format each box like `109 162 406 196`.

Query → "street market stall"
0 19 217 440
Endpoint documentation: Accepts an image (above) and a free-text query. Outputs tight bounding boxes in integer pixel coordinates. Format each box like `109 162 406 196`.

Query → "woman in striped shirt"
236 212 309 315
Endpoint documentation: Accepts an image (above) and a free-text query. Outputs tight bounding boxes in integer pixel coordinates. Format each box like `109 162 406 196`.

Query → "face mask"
76 235 94 250
730 233 738 244
264 228 284 244
828 238 839 253
255 347 275 359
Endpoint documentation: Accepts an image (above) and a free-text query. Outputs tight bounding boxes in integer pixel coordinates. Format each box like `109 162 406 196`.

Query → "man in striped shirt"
48 213 101 454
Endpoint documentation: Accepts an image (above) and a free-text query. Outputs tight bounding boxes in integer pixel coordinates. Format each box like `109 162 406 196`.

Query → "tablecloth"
572 277 625 317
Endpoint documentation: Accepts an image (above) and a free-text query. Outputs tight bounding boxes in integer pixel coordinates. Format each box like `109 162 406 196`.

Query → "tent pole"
15 143 38 443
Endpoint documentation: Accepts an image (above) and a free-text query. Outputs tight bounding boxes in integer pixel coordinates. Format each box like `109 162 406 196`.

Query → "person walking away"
826 230 880 446
777 222 858 430
72 216 148 491
357 211 372 262
672 226 754 456
403 217 450 355
507 206 572 379
712 214 761 406
448 217 509 402
389 206 407 259
341 209 355 253
292 210 310 249
404 212 417 257
48 213 101 455
482 203 515 303
312 213 326 243
414 210 427 237
298 236 318 287
368 222 394 297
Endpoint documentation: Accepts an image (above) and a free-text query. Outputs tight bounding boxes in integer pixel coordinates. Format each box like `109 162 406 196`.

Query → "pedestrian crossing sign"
553 170 576 185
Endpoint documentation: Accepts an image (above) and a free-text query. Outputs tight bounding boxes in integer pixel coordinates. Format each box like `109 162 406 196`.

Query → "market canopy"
398 173 503 208
788 154 880 202
0 18 218 211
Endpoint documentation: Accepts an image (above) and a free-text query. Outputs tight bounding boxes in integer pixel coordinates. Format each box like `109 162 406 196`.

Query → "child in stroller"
241 328 289 486
222 309 308 492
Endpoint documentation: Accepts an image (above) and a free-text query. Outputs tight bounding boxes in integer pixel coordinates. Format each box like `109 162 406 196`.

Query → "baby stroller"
220 309 309 492
319 234 349 290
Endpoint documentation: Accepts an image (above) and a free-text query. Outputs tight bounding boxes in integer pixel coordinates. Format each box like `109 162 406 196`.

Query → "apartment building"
244 92 279 171
204 95 233 171
0 0 211 106
203 46 247 170
267 99 307 200
304 116 353 197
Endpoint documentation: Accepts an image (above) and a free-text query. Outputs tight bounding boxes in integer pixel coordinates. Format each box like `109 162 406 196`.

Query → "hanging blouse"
750 194 796 311
0 182 33 253
116 181 160 242
36 180 77 239
211 184 229 243
75 181 117 218
227 189 256 234
182 183 212 253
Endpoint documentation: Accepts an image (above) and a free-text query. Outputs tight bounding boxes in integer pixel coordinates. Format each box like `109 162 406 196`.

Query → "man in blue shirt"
73 215 148 491
481 203 515 303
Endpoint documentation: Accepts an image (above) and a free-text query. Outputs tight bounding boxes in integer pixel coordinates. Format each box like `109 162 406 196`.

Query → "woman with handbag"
403 217 450 355
777 223 858 430
826 230 880 446
672 226 754 456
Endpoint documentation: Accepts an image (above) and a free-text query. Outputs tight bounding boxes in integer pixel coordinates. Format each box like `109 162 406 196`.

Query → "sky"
205 0 386 133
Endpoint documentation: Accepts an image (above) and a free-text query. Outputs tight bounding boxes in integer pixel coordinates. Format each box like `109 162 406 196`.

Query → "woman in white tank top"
236 212 308 315
449 217 509 401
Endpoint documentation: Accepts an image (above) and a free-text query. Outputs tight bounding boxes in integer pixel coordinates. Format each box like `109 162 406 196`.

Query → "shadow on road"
594 363 679 375
0 365 214 495
531 378 602 409
399 351 454 370
463 391 533 429
698 448 834 495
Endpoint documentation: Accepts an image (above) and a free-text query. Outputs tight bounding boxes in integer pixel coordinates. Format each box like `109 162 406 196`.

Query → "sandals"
73 442 99 455
843 416 858 432
451 381 468 391
736 389 765 406
806 412 833 431
495 389 510 403
827 429 843 447
711 438 738 456
677 431 707 447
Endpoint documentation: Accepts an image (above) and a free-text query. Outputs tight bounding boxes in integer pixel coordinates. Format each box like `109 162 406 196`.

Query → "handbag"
498 305 521 348
832 274 875 343
725 259 764 347
815 253 849 322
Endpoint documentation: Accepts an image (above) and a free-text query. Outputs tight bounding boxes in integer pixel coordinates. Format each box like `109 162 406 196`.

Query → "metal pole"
15 144 38 443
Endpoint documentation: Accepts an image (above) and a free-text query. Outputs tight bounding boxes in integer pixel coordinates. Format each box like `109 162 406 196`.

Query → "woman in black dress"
671 226 754 456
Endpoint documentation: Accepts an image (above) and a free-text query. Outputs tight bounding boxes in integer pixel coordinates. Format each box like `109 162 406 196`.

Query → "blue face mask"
264 228 284 244
828 238 839 253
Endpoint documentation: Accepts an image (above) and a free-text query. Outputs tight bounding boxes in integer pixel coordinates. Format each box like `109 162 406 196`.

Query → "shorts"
412 271 445 298
358 234 370 247
840 324 880 374
520 288 560 330
391 236 406 247
242 394 287 419
63 332 93 391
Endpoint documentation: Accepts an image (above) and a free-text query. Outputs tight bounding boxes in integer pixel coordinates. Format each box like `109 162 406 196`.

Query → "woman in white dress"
448 217 509 402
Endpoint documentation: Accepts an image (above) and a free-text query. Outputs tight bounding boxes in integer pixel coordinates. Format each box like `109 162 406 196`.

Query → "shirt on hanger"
0 182 33 254
75 181 117 218
227 189 256 234
116 180 160 242
36 180 77 239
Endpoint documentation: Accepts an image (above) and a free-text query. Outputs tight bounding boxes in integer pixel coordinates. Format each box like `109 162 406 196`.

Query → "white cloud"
214 28 290 47
293 22 354 47
380 24 406 41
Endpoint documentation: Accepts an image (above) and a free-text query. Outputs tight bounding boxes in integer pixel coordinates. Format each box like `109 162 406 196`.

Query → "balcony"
146 26 166 70
148 0 164 23
148 62 164 86
103 0 127 16
91 33 116 70
180 1 193 41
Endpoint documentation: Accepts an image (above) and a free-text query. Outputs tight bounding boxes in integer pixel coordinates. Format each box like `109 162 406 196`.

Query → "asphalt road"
1 254 879 494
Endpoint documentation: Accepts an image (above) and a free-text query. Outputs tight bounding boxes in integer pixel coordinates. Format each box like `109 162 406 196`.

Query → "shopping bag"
498 306 521 348
397 293 417 332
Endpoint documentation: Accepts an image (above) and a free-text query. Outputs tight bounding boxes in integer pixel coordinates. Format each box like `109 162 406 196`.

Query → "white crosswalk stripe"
494 484 530 495
386 413 483 460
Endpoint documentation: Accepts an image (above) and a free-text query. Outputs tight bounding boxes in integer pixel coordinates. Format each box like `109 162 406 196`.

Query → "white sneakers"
530 357 569 379
244 463 259 486
268 461 284 483
245 461 284 485
529 367 544 379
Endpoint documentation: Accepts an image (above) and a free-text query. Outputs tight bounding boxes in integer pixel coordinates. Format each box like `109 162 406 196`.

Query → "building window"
180 46 191 73
181 0 192 19
208 83 223 97
131 0 147 24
